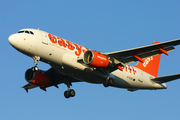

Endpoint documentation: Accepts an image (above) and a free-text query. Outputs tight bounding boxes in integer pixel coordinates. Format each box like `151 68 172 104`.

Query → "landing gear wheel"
70 89 75 97
64 91 70 98
31 66 38 71
34 66 38 71
103 80 109 87
108 78 114 86
103 78 114 87
64 89 75 98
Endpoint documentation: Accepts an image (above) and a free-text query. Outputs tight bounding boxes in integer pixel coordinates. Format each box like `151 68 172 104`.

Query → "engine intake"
25 69 50 86
83 50 109 68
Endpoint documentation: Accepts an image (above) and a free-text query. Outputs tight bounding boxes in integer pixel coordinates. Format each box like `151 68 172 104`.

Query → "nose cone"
8 34 17 47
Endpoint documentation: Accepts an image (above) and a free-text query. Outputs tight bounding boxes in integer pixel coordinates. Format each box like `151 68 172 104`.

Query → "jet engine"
83 50 109 68
25 68 50 86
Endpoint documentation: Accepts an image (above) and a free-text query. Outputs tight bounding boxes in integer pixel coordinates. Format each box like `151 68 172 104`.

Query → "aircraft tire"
34 66 38 71
70 89 75 97
103 80 109 87
108 78 114 86
31 66 38 71
64 91 70 98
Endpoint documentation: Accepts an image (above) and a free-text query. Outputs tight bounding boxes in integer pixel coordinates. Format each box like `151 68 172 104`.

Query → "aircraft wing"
104 38 180 65
151 73 180 83
22 68 82 91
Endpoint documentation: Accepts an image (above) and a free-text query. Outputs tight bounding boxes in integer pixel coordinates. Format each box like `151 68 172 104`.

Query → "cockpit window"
30 31 34 35
17 30 34 35
18 31 24 33
25 31 29 34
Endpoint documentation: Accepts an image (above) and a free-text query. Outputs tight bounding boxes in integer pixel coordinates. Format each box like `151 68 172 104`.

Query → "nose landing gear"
31 56 40 71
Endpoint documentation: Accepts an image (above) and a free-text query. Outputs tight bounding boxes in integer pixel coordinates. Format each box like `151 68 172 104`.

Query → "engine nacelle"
25 69 50 86
83 50 109 68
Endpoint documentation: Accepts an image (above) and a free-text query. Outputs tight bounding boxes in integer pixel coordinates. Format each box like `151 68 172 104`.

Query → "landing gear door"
41 31 48 45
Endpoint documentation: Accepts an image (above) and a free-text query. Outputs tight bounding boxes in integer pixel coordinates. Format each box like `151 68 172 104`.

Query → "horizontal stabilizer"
151 73 180 83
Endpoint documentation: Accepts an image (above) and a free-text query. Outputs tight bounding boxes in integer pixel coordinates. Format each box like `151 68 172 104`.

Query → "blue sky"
1 0 180 120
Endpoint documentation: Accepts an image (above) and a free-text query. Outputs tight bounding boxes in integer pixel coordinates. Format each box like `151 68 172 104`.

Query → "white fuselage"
8 29 167 90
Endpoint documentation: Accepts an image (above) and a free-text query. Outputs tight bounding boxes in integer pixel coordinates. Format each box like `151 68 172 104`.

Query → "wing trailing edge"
151 73 180 83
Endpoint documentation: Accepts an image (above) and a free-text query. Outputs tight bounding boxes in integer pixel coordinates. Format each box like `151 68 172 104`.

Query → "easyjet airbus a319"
8 28 180 98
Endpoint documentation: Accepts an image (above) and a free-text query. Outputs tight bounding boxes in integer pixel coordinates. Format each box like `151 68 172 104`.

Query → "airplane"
8 28 180 98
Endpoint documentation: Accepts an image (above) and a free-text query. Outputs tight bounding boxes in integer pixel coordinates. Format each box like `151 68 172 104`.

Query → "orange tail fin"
134 41 161 77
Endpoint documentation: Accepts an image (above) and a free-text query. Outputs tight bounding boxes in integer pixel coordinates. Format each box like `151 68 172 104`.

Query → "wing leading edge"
104 38 180 65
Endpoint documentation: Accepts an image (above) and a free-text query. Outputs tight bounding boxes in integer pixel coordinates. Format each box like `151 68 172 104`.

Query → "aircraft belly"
111 69 165 89
51 63 107 84
111 70 137 88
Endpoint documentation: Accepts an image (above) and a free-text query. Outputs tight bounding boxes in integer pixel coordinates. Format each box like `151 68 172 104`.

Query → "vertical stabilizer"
134 41 161 77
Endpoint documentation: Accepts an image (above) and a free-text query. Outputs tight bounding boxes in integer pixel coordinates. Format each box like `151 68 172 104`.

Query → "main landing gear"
63 77 75 98
103 78 114 87
64 89 75 98
31 56 40 71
